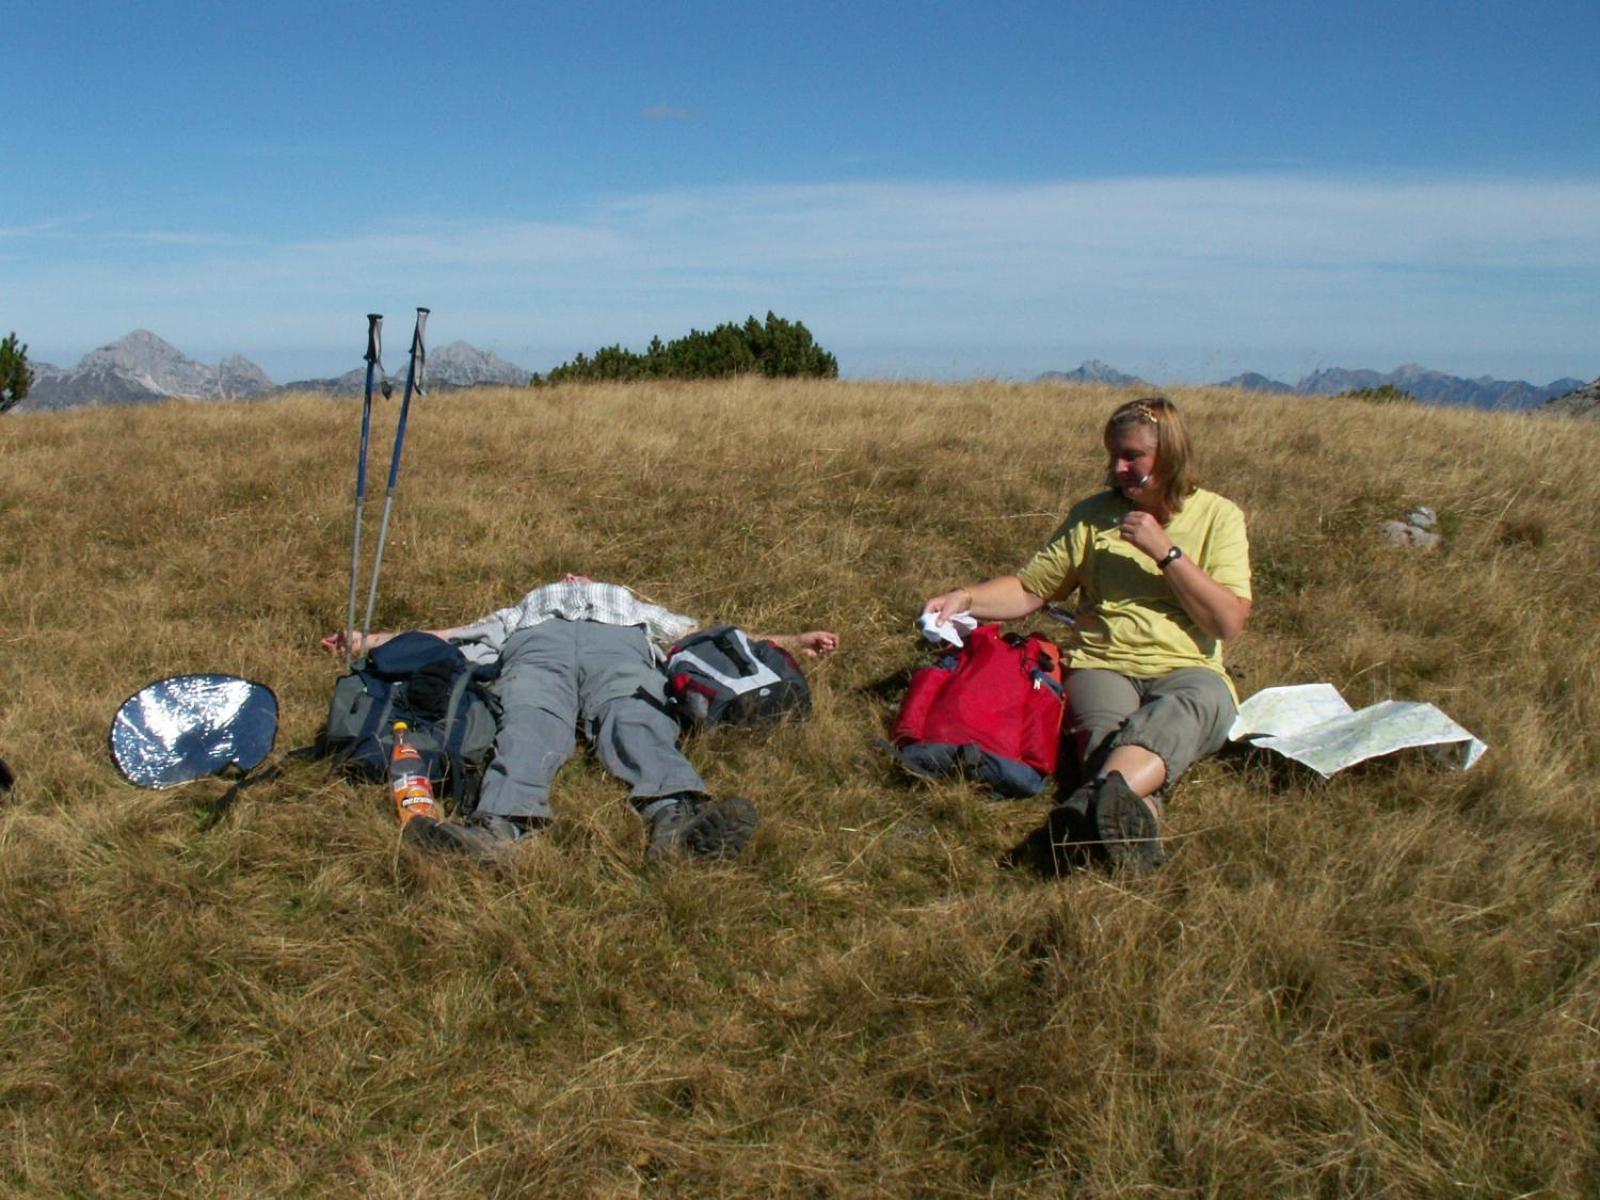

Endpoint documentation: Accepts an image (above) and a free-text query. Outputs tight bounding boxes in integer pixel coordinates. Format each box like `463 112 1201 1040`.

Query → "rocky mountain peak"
428 341 530 387
19 331 274 409
81 329 191 375
1036 360 1150 388
1542 377 1600 419
217 354 275 398
280 340 532 394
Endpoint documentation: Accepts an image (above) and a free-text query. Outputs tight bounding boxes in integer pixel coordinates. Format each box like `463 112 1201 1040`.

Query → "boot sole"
402 815 512 865
677 796 759 860
1095 789 1169 874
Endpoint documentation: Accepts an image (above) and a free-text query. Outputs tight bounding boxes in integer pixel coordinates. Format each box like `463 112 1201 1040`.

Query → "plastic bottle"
388 722 439 825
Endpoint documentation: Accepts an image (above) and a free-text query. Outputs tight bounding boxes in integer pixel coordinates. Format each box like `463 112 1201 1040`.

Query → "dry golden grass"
0 379 1596 1198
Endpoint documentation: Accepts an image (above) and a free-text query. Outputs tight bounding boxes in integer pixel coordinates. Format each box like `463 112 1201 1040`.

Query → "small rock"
1378 519 1441 549
1379 520 1414 546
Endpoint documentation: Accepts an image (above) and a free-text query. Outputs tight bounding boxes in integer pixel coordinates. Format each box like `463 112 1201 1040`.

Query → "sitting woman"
924 396 1251 872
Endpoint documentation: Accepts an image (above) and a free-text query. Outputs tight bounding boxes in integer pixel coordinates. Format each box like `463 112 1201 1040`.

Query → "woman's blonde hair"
1103 396 1197 512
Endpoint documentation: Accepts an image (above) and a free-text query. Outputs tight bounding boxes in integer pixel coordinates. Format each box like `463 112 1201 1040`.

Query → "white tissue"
917 610 979 647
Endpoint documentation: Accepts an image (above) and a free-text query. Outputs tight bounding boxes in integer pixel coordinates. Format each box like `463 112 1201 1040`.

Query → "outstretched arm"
923 575 1047 624
318 624 472 658
756 630 840 658
661 627 840 660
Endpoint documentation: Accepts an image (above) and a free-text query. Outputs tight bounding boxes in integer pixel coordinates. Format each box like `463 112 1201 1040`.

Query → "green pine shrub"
532 312 838 384
0 332 34 414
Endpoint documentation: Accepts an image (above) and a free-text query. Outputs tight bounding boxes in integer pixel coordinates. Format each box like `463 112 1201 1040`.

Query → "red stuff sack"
887 624 1066 797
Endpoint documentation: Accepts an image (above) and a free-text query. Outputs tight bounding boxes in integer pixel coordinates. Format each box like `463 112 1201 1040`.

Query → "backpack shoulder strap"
435 669 478 802
332 670 398 772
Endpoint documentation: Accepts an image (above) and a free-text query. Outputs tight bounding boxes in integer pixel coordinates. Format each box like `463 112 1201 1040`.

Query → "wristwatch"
1157 546 1184 570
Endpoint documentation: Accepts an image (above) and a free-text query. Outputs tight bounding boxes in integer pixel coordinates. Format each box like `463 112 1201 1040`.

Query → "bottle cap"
393 721 408 732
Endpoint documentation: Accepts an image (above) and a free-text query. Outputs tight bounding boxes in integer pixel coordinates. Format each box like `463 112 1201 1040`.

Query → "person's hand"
1119 511 1174 561
562 573 594 584
789 630 840 658
319 631 356 657
923 588 974 624
318 630 394 657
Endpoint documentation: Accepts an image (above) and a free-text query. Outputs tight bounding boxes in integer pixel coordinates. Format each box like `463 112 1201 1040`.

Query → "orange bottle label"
393 772 439 823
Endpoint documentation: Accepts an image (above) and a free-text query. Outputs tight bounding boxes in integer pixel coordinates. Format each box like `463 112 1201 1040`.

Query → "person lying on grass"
924 397 1251 875
322 575 838 864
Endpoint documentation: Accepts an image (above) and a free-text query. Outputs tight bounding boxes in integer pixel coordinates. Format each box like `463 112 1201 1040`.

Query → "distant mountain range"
14 334 1589 415
1039 360 1588 411
25 331 276 410
19 331 533 411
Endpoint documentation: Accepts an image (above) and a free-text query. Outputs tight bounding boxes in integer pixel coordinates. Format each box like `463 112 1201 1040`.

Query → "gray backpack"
663 626 810 730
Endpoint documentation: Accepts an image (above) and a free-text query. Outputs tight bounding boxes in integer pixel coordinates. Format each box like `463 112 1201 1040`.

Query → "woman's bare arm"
923 574 1047 623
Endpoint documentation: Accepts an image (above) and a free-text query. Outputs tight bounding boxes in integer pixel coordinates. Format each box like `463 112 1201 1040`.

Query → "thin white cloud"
0 218 78 239
104 231 250 247
6 174 1598 380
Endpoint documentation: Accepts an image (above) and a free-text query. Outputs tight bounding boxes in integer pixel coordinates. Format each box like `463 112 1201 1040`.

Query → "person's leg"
1098 744 1168 797
1106 668 1237 795
1094 668 1237 872
1035 670 1144 870
576 622 755 860
1064 669 1143 776
575 623 708 802
474 622 582 823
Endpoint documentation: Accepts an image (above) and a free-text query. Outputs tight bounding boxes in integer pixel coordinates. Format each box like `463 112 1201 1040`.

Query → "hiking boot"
1047 779 1097 845
1092 771 1168 874
645 794 758 862
1001 823 1068 876
403 812 540 864
1040 778 1101 873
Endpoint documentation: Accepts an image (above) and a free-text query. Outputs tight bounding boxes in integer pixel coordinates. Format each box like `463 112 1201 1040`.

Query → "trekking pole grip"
409 308 429 394
365 314 383 364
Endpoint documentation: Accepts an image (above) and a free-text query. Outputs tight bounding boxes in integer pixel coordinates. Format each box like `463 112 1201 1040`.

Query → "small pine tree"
532 314 837 384
0 332 33 414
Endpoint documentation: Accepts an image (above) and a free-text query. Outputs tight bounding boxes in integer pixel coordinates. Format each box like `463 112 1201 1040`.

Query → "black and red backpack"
664 626 811 731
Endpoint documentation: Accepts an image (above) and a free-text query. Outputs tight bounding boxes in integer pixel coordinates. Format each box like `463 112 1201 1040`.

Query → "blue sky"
4 0 1597 384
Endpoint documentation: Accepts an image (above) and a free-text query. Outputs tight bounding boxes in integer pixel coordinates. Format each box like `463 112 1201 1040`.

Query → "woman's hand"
1118 510 1175 562
923 576 1046 623
922 588 975 624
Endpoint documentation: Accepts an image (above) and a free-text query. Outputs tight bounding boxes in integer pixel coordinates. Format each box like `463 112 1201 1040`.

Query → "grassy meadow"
0 379 1595 1197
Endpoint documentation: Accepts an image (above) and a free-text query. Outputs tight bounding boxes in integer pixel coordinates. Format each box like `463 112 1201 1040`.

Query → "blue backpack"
319 632 501 811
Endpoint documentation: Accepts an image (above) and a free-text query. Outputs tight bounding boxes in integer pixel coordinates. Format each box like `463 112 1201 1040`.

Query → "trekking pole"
360 306 429 645
344 313 383 667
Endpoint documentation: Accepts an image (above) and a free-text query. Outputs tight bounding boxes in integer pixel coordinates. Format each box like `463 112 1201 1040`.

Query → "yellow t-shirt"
1015 488 1251 692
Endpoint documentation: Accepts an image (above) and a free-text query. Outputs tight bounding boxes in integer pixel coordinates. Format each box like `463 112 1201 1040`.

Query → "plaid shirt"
449 580 696 663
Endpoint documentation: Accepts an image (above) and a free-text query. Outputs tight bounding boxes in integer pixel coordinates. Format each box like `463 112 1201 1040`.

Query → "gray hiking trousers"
1065 667 1236 787
475 619 707 822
